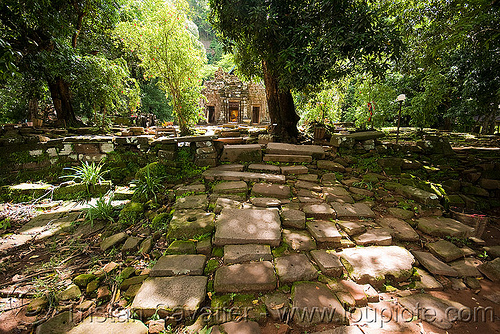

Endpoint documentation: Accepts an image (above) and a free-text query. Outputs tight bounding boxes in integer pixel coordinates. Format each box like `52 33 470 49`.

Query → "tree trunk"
262 61 299 143
28 98 38 122
480 109 497 135
47 77 79 127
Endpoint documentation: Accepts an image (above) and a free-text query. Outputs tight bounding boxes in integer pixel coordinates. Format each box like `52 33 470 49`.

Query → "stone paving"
3 142 500 334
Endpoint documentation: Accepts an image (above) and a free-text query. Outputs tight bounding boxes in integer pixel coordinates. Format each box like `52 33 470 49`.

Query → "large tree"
116 0 207 135
209 0 400 142
0 0 123 127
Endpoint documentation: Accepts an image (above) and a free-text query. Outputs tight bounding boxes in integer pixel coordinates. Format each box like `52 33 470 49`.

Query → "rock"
322 187 354 204
167 210 215 240
26 297 48 316
174 184 205 197
317 160 346 172
165 240 196 254
221 144 262 163
213 181 248 195
211 321 262 334
375 217 419 241
339 246 415 287
477 258 500 281
250 197 281 207
296 180 322 192
132 276 207 318
214 208 281 246
266 142 325 158
148 319 165 334
310 250 344 277
100 232 128 252
321 173 340 185
398 293 467 330
214 262 277 293
264 154 312 163
411 251 459 277
291 281 348 326
417 217 474 238
306 220 342 243
484 246 500 258
73 273 96 288
86 279 99 294
120 275 147 290
124 284 142 299
76 300 94 312
413 268 443 291
139 237 153 254
378 158 403 175
118 202 144 225
462 185 490 197
67 316 148 334
251 183 291 199
223 244 273 264
248 163 281 173
348 187 374 198
97 286 111 301
275 253 319 283
214 197 242 214
174 194 208 210
282 229 316 251
387 207 414 220
263 291 290 320
450 277 467 290
336 221 367 236
36 311 74 334
330 203 375 219
303 203 335 219
298 174 319 182
464 277 482 290
203 169 286 184
280 209 306 229
280 165 309 175
426 240 463 262
354 229 392 246
122 236 143 253
58 284 81 301
398 185 440 206
150 255 206 276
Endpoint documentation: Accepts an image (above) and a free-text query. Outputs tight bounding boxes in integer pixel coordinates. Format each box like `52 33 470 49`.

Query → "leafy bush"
84 194 116 226
133 163 165 203
61 161 108 192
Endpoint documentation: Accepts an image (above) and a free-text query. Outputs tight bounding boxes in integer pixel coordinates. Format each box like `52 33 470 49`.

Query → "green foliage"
61 161 108 192
0 217 11 230
133 163 165 203
84 194 116 226
116 0 207 134
149 211 173 231
139 78 173 121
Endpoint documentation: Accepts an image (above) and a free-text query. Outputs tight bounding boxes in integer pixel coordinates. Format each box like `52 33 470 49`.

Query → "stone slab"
150 255 206 276
297 173 318 182
354 229 392 246
281 165 309 175
223 244 273 264
203 169 285 184
306 220 342 243
330 203 375 219
375 217 419 241
131 276 207 317
211 321 262 334
101 232 128 251
310 250 344 277
263 154 312 163
323 187 354 204
221 144 262 163
339 246 415 287
67 317 148 334
303 203 336 220
213 181 248 194
266 142 325 158
213 164 244 172
282 229 317 251
412 251 459 277
398 185 440 206
214 261 276 293
251 183 291 199
292 281 348 326
317 160 345 172
247 163 280 173
296 180 322 192
167 210 215 240
173 194 208 210
336 221 367 236
250 197 281 207
174 184 205 197
413 268 443 290
448 258 482 277
275 253 318 283
387 207 414 220
417 217 475 238
477 258 500 281
426 240 463 262
214 208 281 246
280 209 306 229
398 293 468 329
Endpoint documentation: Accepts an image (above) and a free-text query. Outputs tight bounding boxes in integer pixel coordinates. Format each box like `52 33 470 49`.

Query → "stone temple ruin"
201 68 269 124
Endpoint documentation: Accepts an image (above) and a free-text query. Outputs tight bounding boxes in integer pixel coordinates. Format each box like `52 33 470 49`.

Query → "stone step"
411 251 459 276
220 144 262 163
263 154 312 163
266 142 325 158
251 183 291 199
213 208 281 246
223 244 273 264
150 255 206 276
214 137 245 144
306 220 342 243
275 253 318 283
281 165 309 175
247 163 280 173
214 261 277 293
203 169 285 184
212 181 248 195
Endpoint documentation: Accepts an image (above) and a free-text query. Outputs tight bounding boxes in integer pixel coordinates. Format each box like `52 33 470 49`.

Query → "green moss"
211 294 232 309
118 202 145 225
204 259 219 275
166 240 196 255
272 243 290 257
211 247 223 258
150 212 172 231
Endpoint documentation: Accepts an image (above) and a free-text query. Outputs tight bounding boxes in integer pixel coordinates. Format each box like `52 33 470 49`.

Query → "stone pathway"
3 142 500 334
